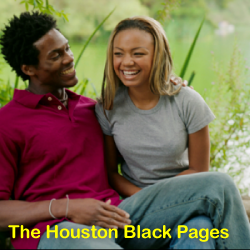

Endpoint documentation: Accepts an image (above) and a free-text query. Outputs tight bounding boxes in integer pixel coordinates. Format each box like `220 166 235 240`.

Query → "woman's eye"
114 52 122 56
134 53 144 56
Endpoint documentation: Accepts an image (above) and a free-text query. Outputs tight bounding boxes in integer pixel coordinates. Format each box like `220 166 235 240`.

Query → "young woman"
95 16 250 249
96 16 214 195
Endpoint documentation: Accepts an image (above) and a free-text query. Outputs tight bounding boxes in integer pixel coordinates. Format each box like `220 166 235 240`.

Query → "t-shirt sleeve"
0 131 18 200
176 88 215 134
95 102 112 136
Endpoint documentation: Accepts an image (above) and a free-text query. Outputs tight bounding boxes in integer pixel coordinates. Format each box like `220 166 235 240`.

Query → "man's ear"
21 65 35 76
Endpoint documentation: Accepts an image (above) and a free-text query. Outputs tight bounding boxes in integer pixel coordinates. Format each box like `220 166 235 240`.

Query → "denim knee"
204 172 238 195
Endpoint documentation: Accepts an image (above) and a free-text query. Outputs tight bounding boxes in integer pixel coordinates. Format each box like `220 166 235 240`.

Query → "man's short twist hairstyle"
0 11 57 81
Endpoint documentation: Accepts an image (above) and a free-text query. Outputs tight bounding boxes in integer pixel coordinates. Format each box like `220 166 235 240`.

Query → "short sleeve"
175 88 215 134
0 131 18 200
95 102 112 136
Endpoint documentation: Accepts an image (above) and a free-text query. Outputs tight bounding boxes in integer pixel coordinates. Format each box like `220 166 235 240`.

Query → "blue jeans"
38 216 215 249
38 172 250 249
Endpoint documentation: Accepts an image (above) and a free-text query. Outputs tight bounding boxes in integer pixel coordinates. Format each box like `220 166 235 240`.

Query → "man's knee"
184 215 214 231
39 222 120 249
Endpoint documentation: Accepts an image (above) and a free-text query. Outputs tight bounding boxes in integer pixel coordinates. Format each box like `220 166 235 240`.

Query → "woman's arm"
104 135 141 197
176 125 210 176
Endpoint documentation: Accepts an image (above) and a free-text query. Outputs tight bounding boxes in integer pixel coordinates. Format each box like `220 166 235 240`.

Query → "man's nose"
63 50 74 64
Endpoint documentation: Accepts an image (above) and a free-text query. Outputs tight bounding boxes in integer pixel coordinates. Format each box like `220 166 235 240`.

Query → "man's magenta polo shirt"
0 89 121 249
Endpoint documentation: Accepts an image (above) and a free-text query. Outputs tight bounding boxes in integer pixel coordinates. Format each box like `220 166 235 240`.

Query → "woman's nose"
122 54 134 66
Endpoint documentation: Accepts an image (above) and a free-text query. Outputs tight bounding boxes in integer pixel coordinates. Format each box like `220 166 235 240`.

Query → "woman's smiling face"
113 28 155 89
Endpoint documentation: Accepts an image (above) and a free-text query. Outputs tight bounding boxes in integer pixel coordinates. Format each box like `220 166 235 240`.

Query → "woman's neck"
128 86 160 110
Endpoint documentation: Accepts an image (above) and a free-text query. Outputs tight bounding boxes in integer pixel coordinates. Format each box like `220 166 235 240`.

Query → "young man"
0 12 249 249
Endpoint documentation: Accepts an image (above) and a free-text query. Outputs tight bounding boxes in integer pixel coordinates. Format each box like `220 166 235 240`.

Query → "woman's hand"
67 198 131 229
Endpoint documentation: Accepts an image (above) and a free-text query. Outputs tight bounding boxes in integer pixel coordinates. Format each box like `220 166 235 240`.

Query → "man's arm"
0 198 131 231
0 199 63 231
0 133 131 232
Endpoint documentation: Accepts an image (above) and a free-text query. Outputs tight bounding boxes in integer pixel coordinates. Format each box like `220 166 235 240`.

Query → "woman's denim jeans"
38 172 250 249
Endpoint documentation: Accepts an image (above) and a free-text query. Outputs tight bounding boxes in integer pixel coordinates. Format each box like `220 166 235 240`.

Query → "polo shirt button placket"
48 97 52 101
58 105 62 110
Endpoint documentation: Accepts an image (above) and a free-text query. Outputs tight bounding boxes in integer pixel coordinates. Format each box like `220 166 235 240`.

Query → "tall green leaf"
79 79 89 95
179 17 205 79
45 0 49 10
14 75 19 90
188 71 195 86
74 8 115 69
90 82 98 96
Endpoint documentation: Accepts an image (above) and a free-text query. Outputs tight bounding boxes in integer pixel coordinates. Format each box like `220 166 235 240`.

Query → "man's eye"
66 46 71 51
52 54 60 60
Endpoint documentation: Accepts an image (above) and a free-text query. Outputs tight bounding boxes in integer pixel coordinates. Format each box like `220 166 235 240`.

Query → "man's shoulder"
0 100 21 133
79 95 97 104
66 89 96 105
0 99 20 117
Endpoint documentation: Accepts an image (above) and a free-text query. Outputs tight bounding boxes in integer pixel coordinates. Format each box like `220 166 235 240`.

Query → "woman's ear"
21 65 35 76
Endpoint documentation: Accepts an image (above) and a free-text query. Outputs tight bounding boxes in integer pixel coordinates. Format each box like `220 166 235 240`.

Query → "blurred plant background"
0 0 249 196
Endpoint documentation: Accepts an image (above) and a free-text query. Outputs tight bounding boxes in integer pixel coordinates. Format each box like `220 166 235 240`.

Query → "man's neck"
27 84 65 100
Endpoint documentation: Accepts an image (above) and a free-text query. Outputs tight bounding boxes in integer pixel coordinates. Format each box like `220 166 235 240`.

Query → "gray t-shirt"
95 86 215 188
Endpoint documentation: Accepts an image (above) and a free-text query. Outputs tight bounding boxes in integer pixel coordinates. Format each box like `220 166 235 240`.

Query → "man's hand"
67 198 131 229
170 76 193 89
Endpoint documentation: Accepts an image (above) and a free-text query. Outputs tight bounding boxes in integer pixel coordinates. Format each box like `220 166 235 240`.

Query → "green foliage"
187 71 195 86
0 58 12 108
158 0 233 20
72 9 115 98
0 81 13 108
51 0 149 41
170 0 208 19
74 8 115 69
206 45 250 193
179 17 205 80
72 78 97 100
17 0 68 21
156 0 181 23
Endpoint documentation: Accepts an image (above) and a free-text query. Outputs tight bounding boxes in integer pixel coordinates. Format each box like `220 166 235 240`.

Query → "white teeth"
62 67 74 75
123 70 139 75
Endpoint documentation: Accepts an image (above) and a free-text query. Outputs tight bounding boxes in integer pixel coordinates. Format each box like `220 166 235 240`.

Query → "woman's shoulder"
172 86 206 107
95 85 127 116
169 86 215 133
175 85 202 99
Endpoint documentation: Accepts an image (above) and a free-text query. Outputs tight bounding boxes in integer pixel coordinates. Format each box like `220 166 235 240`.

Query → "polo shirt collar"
13 89 80 109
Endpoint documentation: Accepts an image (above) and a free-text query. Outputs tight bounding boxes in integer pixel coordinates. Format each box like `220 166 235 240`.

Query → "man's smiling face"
31 28 78 88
